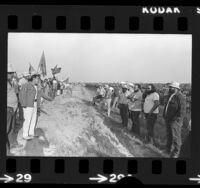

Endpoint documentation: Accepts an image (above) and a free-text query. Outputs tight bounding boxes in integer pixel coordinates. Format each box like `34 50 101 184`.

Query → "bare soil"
9 85 167 157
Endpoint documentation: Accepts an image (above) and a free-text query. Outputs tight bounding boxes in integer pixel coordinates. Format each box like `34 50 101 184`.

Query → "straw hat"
128 83 134 87
122 84 128 89
169 82 180 89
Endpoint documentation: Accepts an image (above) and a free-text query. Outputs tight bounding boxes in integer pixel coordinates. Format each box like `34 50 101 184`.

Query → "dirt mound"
10 85 165 157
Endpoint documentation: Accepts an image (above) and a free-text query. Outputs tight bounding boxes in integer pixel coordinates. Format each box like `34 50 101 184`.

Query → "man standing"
18 72 30 124
163 82 186 158
93 85 105 105
103 85 113 117
127 83 135 96
143 84 160 145
112 85 120 109
7 64 18 150
118 84 129 127
128 84 143 137
19 72 40 140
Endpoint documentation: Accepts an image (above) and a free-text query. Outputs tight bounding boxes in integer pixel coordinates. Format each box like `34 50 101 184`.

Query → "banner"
51 64 61 75
37 51 47 76
29 63 36 74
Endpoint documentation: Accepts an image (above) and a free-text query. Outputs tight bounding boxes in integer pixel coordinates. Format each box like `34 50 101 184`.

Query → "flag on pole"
51 65 61 75
29 63 36 74
37 51 47 76
63 77 69 83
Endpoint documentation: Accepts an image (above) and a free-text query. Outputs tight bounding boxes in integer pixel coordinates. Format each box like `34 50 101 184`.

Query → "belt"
34 99 37 102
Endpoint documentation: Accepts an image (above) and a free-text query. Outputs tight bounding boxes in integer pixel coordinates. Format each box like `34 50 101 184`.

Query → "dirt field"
9 85 169 157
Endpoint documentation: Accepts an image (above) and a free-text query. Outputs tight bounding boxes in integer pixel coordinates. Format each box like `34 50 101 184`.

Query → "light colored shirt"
127 87 134 96
7 82 18 110
144 92 159 114
128 90 143 111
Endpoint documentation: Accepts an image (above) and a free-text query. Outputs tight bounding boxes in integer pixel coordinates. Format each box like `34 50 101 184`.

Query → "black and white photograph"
7 33 191 158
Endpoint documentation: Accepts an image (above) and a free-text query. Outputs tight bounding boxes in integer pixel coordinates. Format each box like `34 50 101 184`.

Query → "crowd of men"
93 81 191 158
7 64 68 154
7 62 191 158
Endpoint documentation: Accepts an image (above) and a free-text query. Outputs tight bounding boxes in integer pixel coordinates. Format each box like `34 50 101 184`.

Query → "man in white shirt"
93 85 105 105
143 84 160 145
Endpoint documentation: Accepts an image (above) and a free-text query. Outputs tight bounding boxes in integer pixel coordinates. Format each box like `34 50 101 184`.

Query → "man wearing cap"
163 82 186 158
102 85 113 117
127 83 135 96
118 84 130 127
19 72 40 140
7 64 18 150
18 72 30 89
112 85 121 109
17 72 30 124
93 85 106 105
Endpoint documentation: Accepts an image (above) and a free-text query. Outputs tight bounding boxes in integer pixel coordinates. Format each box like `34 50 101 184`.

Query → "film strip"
0 5 199 184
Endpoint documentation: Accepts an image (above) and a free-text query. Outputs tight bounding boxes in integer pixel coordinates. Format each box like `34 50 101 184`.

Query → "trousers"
22 102 37 138
119 104 129 127
130 111 141 136
166 119 182 157
7 107 15 149
144 113 158 142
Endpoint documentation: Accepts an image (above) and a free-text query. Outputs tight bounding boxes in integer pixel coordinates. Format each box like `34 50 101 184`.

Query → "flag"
63 77 69 83
51 65 61 75
29 63 36 74
37 51 47 76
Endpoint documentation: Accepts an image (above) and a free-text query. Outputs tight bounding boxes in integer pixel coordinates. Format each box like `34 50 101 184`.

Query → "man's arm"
149 100 160 114
41 90 53 101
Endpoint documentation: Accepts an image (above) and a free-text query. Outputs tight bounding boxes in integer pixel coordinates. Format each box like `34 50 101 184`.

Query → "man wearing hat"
18 72 30 89
18 72 30 123
112 85 121 109
19 72 40 140
93 85 106 105
163 82 186 158
7 64 18 151
127 83 134 96
118 84 130 127
102 85 113 117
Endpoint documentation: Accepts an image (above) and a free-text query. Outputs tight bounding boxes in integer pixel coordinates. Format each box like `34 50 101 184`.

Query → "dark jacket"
163 91 186 122
19 83 52 108
19 82 37 108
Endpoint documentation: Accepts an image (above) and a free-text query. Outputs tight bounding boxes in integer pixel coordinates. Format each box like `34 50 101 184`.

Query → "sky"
8 33 192 83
